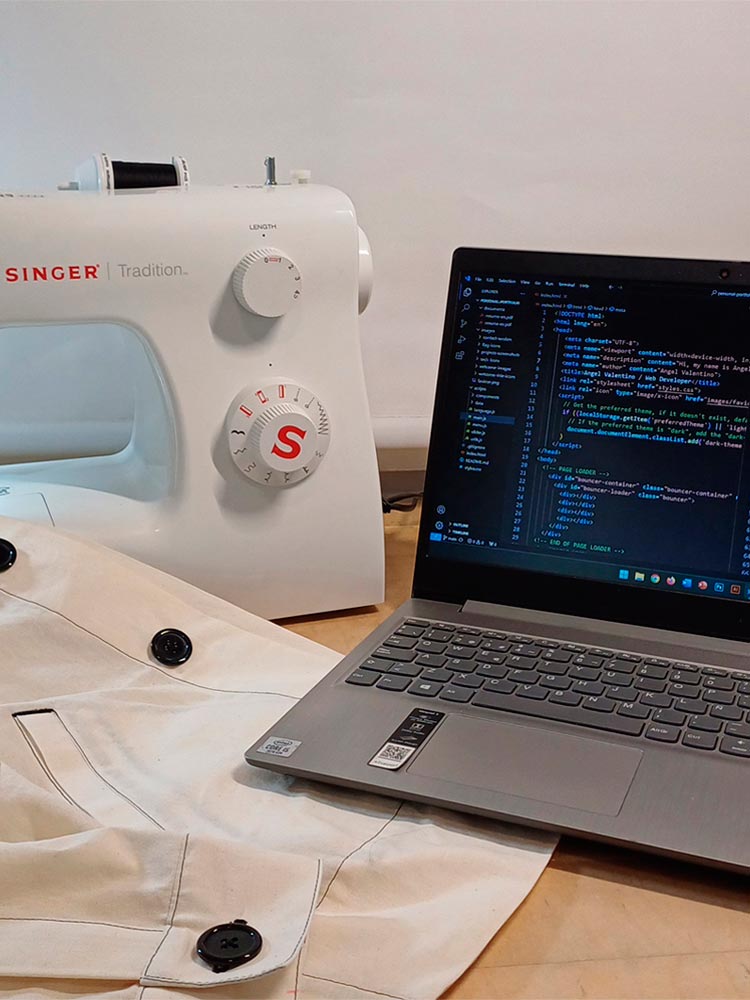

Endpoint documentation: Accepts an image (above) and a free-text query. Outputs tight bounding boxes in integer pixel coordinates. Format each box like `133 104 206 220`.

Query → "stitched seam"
316 802 404 908
53 712 165 830
12 714 96 821
303 974 407 1000
142 833 189 981
0 585 300 699
0 916 161 932
142 857 323 987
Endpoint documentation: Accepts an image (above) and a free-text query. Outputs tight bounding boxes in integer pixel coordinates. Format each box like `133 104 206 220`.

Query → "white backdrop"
2 0 750 455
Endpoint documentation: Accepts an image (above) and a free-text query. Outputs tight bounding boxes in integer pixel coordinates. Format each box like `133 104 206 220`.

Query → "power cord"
382 492 423 513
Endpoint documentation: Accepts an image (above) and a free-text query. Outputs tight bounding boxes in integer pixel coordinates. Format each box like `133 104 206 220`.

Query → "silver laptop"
247 248 750 872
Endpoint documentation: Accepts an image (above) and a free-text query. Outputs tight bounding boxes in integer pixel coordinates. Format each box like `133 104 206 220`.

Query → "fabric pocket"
13 709 163 830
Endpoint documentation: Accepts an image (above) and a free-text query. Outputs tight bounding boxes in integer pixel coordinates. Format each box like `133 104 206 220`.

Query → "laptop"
247 247 750 872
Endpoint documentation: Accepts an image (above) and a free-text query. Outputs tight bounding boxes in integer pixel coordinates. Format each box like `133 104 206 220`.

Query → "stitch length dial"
227 381 330 487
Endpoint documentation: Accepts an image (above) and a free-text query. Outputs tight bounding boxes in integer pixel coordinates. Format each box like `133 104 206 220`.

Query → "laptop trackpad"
407 715 643 816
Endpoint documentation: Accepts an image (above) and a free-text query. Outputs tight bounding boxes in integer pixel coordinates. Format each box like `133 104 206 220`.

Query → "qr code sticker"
369 742 416 770
256 737 302 758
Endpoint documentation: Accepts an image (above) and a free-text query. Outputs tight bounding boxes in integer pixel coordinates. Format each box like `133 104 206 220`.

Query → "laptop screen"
415 249 750 638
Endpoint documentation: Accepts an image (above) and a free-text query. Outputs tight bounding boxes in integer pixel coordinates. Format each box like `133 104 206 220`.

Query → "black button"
196 919 262 973
0 539 17 572
151 628 192 666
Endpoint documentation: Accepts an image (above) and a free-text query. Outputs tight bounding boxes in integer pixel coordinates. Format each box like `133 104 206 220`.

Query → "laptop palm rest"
407 715 643 816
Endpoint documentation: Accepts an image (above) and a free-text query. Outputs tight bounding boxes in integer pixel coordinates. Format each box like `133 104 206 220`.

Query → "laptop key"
688 715 721 732
421 668 453 684
389 662 422 677
540 674 572 690
645 658 670 667
440 686 475 704
455 635 481 647
703 666 730 677
739 681 750 694
471 690 645 736
725 723 750 738
607 686 639 702
637 665 669 681
446 645 476 659
508 669 540 684
409 680 444 698
603 660 636 675
446 657 475 671
415 653 448 669
703 690 734 705
538 660 568 676
652 708 686 727
635 677 667 693
570 665 600 681
451 672 483 688
704 676 735 691
720 737 750 758
476 651 507 665
548 690 582 706
475 662 509 679
669 683 701 698
571 680 605 696
739 695 750 709
395 625 425 639
682 731 718 751
618 702 651 719
374 646 415 662
516 685 548 701
482 678 515 694
481 640 511 653
385 635 418 650
615 652 642 663
674 698 706 714
456 626 482 636
418 640 448 654
602 671 634 686
583 696 616 713
709 704 743 721
510 644 542 658
361 657 394 672
376 675 412 692
424 629 452 642
573 654 603 668
645 724 680 743
346 670 379 686
535 639 560 648
671 670 701 685
541 649 572 663
639 692 672 708
404 619 430 627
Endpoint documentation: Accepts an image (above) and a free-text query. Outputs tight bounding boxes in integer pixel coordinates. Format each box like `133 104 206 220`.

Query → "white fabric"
0 516 556 999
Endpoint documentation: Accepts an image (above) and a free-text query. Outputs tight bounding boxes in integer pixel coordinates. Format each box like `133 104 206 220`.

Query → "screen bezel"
412 247 750 642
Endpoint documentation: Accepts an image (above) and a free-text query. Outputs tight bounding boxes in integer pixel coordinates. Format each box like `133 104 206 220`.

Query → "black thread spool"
111 160 180 189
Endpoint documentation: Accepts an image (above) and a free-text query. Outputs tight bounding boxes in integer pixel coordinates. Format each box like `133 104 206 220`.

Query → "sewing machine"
0 157 384 618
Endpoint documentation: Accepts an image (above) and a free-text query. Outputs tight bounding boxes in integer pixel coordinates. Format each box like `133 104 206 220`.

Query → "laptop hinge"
460 600 508 620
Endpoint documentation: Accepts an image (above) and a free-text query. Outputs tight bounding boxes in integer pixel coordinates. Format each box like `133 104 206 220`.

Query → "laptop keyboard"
345 619 750 758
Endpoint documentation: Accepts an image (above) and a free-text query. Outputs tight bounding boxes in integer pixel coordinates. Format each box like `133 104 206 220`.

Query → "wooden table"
282 509 750 1000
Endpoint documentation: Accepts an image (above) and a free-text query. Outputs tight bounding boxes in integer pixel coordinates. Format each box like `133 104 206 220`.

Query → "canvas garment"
0 516 556 999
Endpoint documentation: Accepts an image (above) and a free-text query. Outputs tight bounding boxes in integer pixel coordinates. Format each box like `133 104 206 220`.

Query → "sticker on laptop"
255 737 302 758
369 708 445 771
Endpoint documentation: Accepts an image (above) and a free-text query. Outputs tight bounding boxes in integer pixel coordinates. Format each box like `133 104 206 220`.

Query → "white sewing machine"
0 156 384 619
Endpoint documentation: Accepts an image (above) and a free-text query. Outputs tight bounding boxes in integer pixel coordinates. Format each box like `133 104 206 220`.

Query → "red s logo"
271 424 307 460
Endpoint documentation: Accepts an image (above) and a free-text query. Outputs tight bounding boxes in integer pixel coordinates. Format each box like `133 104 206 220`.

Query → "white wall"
2 0 749 454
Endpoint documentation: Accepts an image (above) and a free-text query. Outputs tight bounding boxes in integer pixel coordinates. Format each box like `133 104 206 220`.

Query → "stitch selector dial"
227 381 330 487
232 248 302 317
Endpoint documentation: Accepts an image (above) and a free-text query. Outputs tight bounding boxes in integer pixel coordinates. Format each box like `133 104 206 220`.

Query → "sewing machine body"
0 183 384 618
